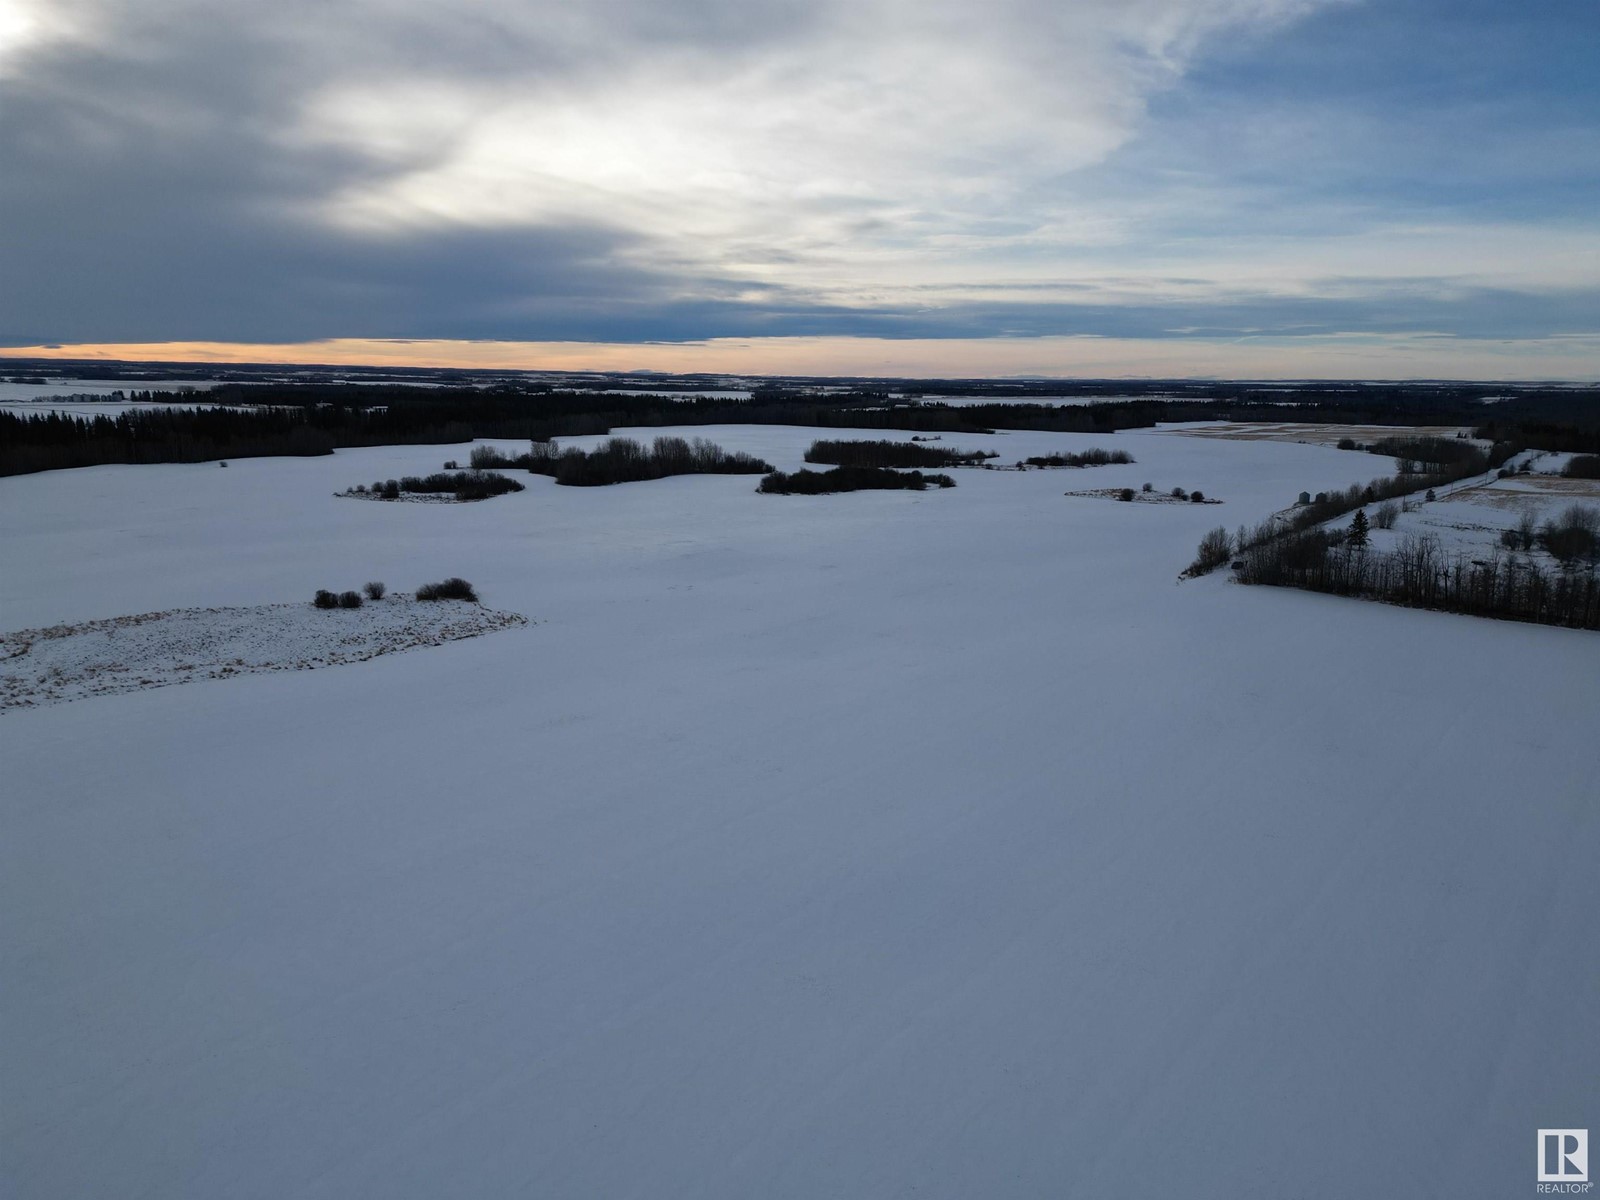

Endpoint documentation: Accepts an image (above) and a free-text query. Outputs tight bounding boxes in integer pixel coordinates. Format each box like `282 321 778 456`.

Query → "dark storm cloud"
0 5 762 343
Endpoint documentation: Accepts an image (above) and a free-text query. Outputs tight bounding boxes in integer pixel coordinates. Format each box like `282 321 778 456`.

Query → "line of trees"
1367 435 1484 473
0 407 360 475
347 471 525 501
7 376 1599 478
518 436 773 486
756 466 956 494
802 439 997 469
1023 448 1134 468
1265 442 1514 541
1235 525 1599 629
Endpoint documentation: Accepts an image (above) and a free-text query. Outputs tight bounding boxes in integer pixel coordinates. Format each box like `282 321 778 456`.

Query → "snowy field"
1166 418 1478 446
0 377 222 411
2 423 1597 1199
919 391 1191 406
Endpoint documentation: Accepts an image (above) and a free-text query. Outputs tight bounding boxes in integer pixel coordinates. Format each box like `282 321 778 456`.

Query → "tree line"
802 439 997 469
757 466 956 494
512 436 773 486
1023 448 1135 468
1235 522 1599 630
346 471 525 502
5 378 1598 477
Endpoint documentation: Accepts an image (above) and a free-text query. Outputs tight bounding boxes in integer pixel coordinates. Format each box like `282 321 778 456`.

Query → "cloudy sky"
1 0 1596 377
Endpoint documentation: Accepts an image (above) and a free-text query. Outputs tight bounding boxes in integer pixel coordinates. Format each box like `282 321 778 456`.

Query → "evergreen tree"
1348 509 1370 550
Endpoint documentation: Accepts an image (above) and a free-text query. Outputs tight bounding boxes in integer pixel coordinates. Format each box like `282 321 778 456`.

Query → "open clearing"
2 423 1596 1199
1164 419 1478 446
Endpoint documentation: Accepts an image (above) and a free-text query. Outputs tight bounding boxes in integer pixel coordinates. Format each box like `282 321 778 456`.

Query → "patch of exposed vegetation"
757 466 957 495
1021 448 1134 468
346 471 525 502
802 439 997 469
416 577 479 602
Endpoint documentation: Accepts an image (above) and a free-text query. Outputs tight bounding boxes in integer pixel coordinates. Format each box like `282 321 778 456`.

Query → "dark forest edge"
4 379 1599 477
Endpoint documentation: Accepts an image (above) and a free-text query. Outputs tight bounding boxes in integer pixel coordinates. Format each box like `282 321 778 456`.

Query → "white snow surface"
0 598 527 710
2 424 1597 1199
0 377 220 407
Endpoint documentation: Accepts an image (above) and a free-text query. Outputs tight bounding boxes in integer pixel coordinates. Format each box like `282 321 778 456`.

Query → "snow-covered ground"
916 391 1193 406
1166 418 1479 447
0 377 221 410
2 424 1596 1199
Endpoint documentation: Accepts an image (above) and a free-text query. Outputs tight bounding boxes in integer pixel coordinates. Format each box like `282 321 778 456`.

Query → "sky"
1 0 1597 379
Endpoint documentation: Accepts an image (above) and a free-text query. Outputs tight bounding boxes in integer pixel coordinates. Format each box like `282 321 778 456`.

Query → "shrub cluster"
757 466 956 494
1510 504 1600 566
1187 527 1234 575
521 436 772 486
312 587 366 609
416 577 478 602
1371 500 1401 530
804 439 997 469
350 471 525 502
1022 448 1134 468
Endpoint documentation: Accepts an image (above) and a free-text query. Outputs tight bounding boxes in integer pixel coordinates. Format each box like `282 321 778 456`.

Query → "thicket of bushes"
416 577 478 602
1497 505 1600 565
518 436 772 486
757 466 957 494
349 471 525 501
313 588 365 609
313 577 478 605
1023 448 1134 468
803 439 997 469
1188 527 1235 575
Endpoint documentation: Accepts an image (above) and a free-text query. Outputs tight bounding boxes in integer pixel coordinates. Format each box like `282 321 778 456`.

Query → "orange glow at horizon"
2 336 1596 380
